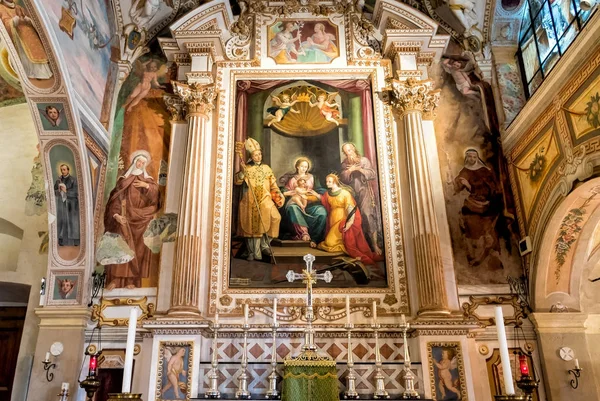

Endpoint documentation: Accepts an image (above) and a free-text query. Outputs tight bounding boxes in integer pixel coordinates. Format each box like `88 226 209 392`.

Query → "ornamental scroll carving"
163 94 185 121
389 77 440 119
173 81 217 117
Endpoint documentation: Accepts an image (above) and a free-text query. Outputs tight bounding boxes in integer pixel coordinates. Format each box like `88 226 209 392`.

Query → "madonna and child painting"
230 80 386 288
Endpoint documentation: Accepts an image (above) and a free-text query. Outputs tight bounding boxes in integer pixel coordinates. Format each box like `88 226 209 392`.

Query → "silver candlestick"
400 316 419 399
344 323 359 399
205 321 221 399
236 323 251 399
266 323 280 399
373 324 390 399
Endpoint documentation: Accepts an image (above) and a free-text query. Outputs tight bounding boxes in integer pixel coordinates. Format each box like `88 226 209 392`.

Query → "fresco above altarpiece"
230 79 388 289
268 19 339 64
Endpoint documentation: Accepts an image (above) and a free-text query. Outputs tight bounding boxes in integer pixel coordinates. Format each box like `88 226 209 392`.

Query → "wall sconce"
42 342 64 382
568 359 582 389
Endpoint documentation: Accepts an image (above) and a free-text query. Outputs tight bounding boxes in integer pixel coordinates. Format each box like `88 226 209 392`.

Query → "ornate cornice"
388 77 440 118
173 81 217 117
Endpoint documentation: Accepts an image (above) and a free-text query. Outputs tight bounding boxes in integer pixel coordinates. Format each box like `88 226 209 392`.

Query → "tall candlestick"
494 306 515 395
372 301 377 322
346 296 351 325
273 298 277 326
122 307 138 393
243 303 249 325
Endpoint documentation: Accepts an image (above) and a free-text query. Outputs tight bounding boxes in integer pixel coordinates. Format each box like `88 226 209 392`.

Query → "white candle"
215 309 219 325
494 306 515 395
44 352 50 362
273 299 278 326
372 301 377 321
244 303 249 325
61 382 69 391
575 358 580 369
346 296 351 325
39 293 45 306
401 314 406 325
122 307 138 393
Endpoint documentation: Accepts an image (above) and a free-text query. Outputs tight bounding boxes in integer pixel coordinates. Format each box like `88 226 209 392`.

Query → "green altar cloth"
282 350 340 401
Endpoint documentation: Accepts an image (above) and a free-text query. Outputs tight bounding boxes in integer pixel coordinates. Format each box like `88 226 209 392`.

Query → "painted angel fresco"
160 347 188 399
269 21 304 63
266 91 300 126
441 52 482 100
307 88 341 126
39 105 66 129
123 59 167 113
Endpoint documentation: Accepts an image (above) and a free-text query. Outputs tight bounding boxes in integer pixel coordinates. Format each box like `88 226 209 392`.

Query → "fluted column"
390 78 449 315
168 82 216 316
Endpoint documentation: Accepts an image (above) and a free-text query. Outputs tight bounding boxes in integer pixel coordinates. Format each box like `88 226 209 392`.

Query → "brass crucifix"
286 254 332 351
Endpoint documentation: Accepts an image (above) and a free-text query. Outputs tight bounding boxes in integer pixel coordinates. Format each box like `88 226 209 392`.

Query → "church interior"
1 0 600 400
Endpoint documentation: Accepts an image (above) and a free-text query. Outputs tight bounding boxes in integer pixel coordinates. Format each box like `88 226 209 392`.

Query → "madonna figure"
279 157 327 244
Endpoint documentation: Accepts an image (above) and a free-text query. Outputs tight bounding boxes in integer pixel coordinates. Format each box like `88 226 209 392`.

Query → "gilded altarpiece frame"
209 67 409 319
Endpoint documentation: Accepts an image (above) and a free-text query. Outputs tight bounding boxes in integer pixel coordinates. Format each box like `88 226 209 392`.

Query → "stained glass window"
517 0 596 98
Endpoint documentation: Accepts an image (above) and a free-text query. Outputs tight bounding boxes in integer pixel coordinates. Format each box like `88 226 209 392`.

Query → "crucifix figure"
286 254 332 351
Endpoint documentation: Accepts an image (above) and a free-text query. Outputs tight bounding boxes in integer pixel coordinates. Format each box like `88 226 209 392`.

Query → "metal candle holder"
205 322 221 399
372 324 389 399
399 318 419 399
42 359 56 382
236 323 251 399
344 323 359 399
568 367 582 389
266 323 280 399
57 388 69 401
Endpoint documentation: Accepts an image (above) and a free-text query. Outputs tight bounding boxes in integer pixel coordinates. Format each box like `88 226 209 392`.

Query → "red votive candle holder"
519 354 529 376
88 354 98 376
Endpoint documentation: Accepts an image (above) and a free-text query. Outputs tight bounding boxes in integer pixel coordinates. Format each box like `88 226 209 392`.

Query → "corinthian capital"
163 94 185 122
173 81 216 117
389 77 440 119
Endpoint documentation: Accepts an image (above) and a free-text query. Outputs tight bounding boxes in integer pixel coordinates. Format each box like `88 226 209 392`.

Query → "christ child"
288 178 309 212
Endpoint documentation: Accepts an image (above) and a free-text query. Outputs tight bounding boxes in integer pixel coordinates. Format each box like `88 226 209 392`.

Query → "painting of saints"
316 174 382 266
278 157 327 245
103 151 160 290
160 347 188 400
454 149 504 270
340 142 383 255
234 138 284 261
298 22 338 63
268 21 304 63
432 347 462 400
54 163 80 247
0 1 53 82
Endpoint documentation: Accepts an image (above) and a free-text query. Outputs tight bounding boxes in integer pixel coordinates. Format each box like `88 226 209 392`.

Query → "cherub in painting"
123 59 167 113
434 348 461 400
40 105 64 127
57 278 76 299
441 52 482 100
308 89 341 125
161 347 187 399
266 92 300 126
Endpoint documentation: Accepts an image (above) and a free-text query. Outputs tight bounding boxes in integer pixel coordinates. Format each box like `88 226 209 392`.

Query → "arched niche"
533 177 600 312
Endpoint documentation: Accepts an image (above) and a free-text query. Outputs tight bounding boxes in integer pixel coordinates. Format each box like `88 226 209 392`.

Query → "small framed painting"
427 342 468 401
155 341 193 400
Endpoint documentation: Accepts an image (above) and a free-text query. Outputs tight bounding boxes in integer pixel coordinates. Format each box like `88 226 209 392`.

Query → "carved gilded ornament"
173 81 217 117
163 94 185 122
389 77 440 118
91 297 155 327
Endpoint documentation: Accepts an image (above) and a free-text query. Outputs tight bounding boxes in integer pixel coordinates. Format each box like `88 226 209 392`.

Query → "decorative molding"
461 295 528 327
388 77 440 118
91 297 155 327
163 94 186 122
173 81 217 117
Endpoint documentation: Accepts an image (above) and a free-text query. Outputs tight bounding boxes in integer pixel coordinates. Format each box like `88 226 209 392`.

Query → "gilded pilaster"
168 81 216 316
390 77 449 315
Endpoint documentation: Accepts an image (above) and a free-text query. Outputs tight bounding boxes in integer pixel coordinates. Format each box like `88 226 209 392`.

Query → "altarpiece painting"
230 79 388 289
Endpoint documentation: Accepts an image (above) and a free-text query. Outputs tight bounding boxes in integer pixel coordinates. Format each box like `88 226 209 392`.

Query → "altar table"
281 350 339 401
